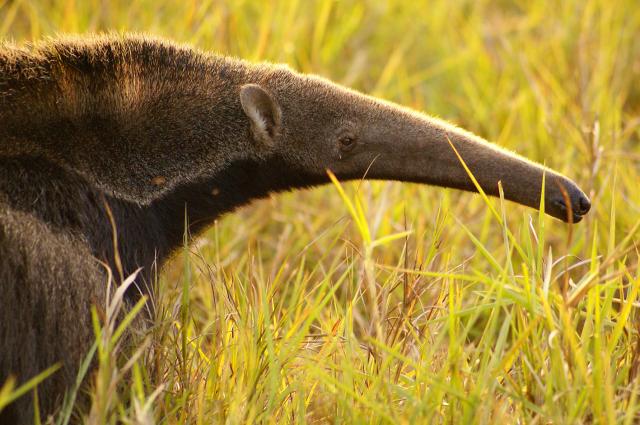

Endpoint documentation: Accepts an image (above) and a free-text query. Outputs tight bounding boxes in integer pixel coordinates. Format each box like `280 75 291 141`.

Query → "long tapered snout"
343 104 591 223
545 180 591 222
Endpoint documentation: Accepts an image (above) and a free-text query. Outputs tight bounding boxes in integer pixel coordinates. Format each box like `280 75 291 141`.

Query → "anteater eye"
339 136 356 150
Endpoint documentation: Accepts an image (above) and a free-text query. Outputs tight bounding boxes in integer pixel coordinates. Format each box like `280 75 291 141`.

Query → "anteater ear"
240 84 282 147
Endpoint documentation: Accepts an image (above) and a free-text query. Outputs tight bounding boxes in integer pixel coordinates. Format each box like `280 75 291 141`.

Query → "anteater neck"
147 156 326 265
0 155 324 299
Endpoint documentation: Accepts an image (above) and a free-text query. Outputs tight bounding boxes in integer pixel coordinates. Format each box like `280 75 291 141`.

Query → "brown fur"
0 34 590 423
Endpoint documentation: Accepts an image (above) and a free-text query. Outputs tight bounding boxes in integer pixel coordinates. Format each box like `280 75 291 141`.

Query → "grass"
1 0 640 423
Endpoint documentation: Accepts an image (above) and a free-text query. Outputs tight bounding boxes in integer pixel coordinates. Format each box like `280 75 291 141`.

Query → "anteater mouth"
551 198 590 223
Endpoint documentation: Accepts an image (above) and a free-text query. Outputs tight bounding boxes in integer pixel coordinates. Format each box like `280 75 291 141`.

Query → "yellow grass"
2 0 640 423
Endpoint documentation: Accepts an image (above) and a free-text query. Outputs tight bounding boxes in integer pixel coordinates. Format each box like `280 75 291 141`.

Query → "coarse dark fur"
0 34 591 423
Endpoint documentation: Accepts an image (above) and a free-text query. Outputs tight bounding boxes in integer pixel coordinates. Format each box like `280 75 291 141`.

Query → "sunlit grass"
2 0 640 423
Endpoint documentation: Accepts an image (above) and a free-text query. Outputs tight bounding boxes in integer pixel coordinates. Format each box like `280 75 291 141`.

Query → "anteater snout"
549 183 591 223
576 194 591 215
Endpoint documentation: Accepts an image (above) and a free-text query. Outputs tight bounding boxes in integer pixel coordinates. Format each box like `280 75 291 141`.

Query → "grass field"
1 0 640 423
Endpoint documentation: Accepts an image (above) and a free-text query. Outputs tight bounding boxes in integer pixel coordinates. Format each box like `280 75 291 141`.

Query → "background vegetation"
2 0 640 423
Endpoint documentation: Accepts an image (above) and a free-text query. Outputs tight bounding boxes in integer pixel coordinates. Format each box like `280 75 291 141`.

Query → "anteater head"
239 71 590 223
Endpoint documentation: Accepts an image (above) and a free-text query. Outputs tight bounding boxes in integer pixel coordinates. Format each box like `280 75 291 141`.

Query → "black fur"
0 34 589 423
0 152 321 423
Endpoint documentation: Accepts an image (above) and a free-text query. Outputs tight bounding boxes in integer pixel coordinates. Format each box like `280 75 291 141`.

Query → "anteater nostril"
578 194 591 214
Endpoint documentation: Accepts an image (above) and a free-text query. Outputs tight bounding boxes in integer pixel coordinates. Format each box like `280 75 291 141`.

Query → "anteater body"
0 35 590 423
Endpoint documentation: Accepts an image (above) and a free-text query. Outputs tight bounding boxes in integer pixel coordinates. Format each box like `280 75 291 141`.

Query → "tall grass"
2 0 640 423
